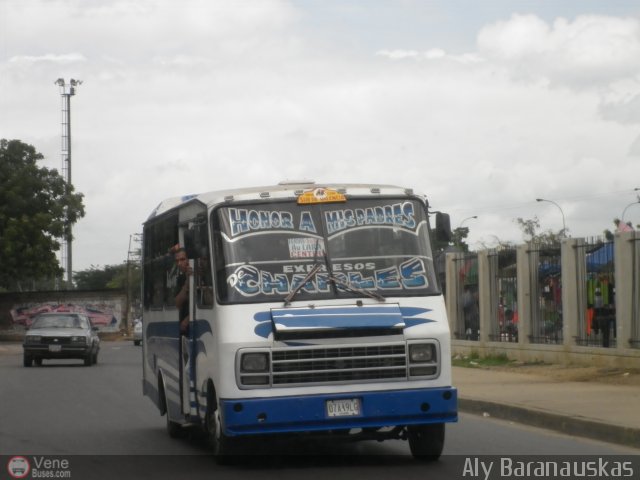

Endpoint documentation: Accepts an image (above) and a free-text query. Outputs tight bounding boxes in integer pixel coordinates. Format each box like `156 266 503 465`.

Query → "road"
1 342 638 479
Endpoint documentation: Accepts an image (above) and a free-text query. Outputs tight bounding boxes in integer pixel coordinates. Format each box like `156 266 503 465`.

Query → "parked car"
23 312 100 367
133 319 142 346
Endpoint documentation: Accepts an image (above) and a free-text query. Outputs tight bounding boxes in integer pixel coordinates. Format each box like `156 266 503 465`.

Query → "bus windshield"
212 197 440 304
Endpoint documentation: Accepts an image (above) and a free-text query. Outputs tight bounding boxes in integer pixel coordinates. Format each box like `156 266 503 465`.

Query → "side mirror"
435 212 452 243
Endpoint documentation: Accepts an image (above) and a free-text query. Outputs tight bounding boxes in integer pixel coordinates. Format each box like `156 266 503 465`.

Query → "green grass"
452 352 513 368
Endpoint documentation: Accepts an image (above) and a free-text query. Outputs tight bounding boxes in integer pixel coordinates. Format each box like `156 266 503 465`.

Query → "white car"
23 312 100 366
133 320 142 346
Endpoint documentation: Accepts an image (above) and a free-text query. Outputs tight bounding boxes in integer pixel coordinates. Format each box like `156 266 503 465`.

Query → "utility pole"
55 78 82 288
126 233 142 329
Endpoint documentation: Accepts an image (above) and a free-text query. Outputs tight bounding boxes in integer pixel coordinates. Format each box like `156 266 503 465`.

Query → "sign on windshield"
213 198 438 304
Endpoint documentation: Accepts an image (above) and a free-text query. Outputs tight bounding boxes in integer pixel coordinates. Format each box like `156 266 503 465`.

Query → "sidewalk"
454 366 640 449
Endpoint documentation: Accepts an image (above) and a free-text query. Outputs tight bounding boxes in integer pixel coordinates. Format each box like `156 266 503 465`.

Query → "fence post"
477 249 492 343
516 244 532 345
615 230 635 350
561 238 583 347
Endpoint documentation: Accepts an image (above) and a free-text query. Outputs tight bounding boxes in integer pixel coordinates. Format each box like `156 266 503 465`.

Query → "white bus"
141 182 457 460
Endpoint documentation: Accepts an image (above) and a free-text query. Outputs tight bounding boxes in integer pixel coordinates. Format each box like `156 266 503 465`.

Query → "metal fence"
446 231 640 367
452 253 479 341
488 248 518 342
632 236 640 349
528 243 563 345
575 237 616 348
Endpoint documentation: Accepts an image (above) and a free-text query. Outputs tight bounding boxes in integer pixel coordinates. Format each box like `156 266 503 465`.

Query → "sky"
1 0 640 273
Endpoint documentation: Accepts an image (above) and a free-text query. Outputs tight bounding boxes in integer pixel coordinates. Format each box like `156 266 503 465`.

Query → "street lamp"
621 197 640 223
536 198 567 237
459 216 478 228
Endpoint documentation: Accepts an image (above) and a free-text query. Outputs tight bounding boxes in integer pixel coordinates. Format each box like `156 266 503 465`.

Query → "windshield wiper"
283 236 385 305
284 263 323 306
328 274 386 302
284 238 325 306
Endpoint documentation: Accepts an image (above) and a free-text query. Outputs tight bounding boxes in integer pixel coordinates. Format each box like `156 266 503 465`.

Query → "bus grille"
271 343 407 386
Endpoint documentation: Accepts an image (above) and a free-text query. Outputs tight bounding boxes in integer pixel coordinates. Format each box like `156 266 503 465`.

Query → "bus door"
181 221 211 418
180 259 195 415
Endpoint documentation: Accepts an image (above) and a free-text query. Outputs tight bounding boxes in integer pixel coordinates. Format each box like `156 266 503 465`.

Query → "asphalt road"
1 342 637 480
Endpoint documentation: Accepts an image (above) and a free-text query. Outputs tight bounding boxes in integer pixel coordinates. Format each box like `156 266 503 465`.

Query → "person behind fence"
462 288 480 340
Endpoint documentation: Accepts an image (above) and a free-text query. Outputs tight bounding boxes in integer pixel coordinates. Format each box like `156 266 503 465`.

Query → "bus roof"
145 182 425 222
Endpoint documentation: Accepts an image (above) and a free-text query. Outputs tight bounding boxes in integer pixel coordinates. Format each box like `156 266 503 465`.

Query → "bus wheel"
407 423 445 461
206 405 238 463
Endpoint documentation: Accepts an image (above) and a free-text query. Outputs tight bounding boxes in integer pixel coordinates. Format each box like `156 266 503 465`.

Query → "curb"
459 398 640 450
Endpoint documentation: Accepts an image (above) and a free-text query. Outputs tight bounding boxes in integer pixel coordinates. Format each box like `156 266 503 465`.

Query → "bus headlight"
408 342 439 378
409 343 435 363
241 352 269 373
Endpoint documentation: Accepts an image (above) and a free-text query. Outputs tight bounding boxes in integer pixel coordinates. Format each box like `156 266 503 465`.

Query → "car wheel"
34 358 43 366
23 354 33 367
92 351 98 365
407 423 445 461
134 340 140 346
84 354 92 366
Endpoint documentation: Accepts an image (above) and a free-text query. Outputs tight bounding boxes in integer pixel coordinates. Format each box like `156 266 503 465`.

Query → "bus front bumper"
220 387 457 436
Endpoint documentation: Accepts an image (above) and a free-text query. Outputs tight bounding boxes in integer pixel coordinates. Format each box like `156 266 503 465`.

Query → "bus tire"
205 398 238 463
407 423 445 461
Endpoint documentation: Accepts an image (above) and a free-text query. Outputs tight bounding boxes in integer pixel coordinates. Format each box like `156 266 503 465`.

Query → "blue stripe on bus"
253 305 434 338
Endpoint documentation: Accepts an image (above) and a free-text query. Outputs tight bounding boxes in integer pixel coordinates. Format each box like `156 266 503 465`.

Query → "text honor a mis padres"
461 456 637 480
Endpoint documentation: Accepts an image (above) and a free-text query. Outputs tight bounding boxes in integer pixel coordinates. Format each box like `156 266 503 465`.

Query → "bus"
141 182 457 460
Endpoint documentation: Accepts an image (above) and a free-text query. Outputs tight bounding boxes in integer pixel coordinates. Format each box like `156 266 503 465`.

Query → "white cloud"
477 14 640 88
9 53 87 64
2 3 640 270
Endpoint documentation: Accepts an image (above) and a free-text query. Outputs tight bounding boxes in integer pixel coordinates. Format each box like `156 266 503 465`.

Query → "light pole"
536 198 567 237
55 78 82 287
455 216 477 252
621 198 640 223
459 215 478 228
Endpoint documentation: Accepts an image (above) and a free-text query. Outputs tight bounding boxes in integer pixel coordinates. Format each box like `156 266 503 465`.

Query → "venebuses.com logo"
6 456 30 479
6 456 72 479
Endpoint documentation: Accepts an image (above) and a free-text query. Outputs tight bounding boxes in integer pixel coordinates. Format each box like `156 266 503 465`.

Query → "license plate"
326 398 361 417
49 345 62 352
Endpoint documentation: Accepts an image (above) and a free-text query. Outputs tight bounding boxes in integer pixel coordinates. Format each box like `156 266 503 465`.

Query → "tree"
451 226 472 253
0 139 85 291
74 263 141 291
514 215 565 245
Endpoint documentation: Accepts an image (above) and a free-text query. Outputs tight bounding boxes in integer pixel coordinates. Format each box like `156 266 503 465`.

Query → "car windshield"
212 197 440 304
31 315 87 329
